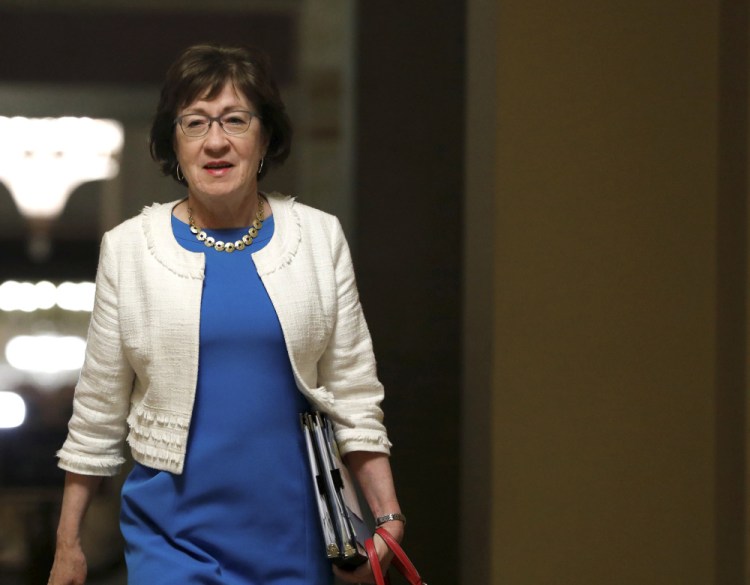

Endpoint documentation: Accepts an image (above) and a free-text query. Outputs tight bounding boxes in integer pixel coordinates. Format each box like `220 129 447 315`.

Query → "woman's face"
174 81 267 205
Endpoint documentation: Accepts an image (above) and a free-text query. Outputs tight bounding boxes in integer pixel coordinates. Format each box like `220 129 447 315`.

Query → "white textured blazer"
57 193 390 475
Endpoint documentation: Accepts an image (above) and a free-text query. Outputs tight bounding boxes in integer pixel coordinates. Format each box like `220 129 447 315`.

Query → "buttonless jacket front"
57 193 391 476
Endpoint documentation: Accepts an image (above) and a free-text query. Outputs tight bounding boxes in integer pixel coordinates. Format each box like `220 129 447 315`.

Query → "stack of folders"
300 412 371 569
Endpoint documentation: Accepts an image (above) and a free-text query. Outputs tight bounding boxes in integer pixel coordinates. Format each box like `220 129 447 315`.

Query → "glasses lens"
221 112 251 135
181 115 210 137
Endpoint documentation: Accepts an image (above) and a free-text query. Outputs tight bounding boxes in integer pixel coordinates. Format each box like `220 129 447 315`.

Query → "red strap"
365 537 390 585
374 527 426 585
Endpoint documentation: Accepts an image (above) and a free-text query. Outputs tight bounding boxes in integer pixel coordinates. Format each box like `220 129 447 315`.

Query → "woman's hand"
332 531 395 584
337 452 405 584
48 472 103 585
48 539 87 585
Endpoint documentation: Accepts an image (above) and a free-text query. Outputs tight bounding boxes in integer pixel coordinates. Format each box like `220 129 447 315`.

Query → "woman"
49 44 404 585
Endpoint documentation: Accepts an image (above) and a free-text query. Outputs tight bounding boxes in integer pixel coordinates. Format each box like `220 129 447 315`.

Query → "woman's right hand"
49 472 103 585
48 540 87 585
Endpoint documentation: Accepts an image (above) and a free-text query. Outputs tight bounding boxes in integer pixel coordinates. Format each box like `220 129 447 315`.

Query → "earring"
257 158 265 176
176 164 184 182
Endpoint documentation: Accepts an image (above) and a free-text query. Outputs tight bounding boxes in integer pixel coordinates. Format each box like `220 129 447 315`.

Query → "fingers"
332 563 375 584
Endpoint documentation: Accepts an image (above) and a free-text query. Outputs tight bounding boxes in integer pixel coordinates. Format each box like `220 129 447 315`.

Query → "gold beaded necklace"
187 197 264 253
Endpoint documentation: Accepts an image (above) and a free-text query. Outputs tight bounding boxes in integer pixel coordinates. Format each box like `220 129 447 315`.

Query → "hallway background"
0 1 747 584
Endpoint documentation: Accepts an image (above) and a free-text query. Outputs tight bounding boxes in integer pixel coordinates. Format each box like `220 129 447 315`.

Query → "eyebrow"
180 106 251 116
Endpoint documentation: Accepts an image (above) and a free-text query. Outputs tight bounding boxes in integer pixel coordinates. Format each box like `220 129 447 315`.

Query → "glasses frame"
174 110 262 138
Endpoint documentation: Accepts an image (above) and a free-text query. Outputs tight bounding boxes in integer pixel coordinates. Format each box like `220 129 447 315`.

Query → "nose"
203 120 230 151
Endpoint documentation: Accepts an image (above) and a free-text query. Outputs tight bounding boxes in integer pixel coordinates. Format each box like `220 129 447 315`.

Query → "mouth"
203 161 234 176
204 161 234 170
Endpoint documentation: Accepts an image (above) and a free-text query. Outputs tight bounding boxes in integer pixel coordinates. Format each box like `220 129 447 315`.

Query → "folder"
300 412 370 569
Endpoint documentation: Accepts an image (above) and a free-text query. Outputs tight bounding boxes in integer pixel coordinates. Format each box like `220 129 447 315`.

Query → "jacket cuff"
56 449 125 477
335 428 392 457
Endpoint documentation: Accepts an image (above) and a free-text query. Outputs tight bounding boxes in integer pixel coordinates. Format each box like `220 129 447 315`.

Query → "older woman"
48 44 403 585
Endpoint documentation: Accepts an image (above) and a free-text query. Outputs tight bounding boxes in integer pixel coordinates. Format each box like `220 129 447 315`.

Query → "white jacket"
57 193 390 475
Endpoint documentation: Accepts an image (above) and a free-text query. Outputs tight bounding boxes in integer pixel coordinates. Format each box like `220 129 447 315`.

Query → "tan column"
463 0 745 583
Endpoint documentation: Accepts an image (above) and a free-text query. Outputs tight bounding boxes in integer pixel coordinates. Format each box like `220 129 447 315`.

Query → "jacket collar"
141 192 301 279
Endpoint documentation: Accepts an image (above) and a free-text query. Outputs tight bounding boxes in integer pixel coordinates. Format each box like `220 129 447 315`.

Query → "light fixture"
0 280 95 313
0 116 124 259
5 334 87 374
0 391 26 429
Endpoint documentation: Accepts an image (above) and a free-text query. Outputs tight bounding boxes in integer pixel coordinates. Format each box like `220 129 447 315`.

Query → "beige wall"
465 0 747 583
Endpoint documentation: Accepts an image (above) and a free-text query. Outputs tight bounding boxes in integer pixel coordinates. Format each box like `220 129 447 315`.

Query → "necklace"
187 197 264 253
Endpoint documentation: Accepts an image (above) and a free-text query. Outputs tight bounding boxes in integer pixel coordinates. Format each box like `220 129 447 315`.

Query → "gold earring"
176 164 184 182
257 158 265 176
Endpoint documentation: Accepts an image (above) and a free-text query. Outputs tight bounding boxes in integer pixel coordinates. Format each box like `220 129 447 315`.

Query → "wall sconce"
0 116 124 260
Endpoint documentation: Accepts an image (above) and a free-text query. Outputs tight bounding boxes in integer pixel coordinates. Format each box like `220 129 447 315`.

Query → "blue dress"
120 212 332 585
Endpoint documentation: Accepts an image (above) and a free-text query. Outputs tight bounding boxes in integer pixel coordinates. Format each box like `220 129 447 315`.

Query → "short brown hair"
150 43 292 184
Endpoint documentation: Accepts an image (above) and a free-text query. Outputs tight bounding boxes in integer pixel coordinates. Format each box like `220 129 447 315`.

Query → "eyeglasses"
174 110 261 138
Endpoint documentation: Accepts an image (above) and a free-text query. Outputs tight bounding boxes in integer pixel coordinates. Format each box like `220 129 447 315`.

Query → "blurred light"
0 280 95 312
0 391 26 428
6 335 86 374
56 281 96 312
0 116 124 220
34 280 57 310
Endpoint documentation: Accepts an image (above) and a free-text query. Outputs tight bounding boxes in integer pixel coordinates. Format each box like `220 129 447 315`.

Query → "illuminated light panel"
56 281 96 312
6 335 86 374
0 116 124 220
0 391 26 428
0 280 95 312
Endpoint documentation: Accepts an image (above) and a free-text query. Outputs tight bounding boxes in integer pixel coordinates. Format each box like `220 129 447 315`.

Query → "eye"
223 113 250 126
184 116 208 128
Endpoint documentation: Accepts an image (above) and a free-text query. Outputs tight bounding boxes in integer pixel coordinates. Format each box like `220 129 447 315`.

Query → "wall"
463 0 747 583
461 0 495 582
354 2 465 583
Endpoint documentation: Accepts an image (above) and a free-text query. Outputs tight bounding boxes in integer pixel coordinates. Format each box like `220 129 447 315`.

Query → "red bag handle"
365 536 391 585
365 527 427 585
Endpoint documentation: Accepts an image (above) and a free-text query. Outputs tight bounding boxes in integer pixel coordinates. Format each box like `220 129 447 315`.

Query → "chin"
197 184 254 200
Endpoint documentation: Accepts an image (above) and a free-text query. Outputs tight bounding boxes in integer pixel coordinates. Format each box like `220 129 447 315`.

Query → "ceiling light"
0 116 123 219
0 116 123 260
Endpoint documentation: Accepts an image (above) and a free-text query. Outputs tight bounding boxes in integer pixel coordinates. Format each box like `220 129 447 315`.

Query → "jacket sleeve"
319 217 392 456
57 231 135 476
